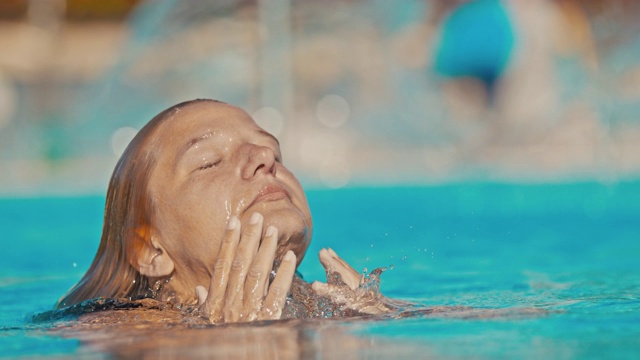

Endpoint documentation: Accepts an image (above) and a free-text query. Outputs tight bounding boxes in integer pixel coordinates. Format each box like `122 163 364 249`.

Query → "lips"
250 183 291 207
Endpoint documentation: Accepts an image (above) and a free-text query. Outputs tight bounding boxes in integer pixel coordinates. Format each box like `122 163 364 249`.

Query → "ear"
129 227 175 278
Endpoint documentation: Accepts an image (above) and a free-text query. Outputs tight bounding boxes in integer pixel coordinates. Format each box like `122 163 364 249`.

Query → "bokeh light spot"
316 94 350 128
253 107 284 137
110 127 138 157
320 159 351 188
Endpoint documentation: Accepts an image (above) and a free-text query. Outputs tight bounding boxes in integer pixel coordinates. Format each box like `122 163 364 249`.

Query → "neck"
153 264 205 306
154 232 307 306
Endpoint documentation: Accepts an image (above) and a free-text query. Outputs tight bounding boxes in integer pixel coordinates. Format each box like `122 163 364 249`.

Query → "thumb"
311 281 331 296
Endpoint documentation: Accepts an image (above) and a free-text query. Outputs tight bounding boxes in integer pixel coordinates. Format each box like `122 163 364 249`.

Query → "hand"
312 248 395 315
195 212 297 324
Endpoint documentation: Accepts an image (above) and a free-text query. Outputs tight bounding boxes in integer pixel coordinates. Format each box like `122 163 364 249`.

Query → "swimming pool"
2 182 639 358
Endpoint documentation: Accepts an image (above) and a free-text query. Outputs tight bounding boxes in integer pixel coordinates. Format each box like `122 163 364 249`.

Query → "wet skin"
131 101 388 323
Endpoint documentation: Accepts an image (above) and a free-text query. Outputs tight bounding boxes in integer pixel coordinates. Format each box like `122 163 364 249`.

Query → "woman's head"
57 100 312 308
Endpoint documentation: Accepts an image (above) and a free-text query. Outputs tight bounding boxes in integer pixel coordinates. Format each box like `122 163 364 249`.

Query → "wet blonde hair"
57 99 218 308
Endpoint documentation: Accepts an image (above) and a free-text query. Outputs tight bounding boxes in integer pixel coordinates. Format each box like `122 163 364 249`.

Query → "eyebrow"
180 129 280 159
181 132 213 155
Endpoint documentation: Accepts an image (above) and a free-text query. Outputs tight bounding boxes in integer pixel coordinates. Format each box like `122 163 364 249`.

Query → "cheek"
282 170 311 219
295 191 312 228
155 183 233 264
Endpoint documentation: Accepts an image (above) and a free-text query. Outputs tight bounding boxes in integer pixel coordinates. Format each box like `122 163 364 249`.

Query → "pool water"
1 182 639 358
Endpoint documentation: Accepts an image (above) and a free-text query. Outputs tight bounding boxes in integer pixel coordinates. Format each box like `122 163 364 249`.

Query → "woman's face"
146 101 312 281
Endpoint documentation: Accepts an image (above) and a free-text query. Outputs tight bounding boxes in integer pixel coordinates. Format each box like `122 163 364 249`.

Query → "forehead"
155 102 258 141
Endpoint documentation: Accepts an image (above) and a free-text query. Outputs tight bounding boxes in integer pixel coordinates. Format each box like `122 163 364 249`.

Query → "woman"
56 99 394 324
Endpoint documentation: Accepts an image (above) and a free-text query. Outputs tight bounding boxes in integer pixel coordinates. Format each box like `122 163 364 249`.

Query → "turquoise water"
1 182 639 358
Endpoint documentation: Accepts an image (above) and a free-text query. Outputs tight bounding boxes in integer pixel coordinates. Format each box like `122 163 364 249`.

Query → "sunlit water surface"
1 182 639 359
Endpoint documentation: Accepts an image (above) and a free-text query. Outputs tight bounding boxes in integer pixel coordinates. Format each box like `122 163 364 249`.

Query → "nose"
241 145 277 179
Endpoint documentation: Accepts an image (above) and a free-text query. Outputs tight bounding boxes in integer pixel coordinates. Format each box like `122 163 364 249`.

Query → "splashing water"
34 267 403 326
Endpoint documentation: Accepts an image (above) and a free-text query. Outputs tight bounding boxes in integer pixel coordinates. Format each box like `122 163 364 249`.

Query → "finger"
318 248 332 269
311 281 331 297
327 248 361 289
258 250 296 320
196 285 208 306
321 248 361 290
319 248 345 286
202 216 241 322
223 212 263 322
243 225 278 320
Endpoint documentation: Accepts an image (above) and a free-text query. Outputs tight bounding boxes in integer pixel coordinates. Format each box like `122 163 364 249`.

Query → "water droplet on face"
235 199 246 216
225 201 232 221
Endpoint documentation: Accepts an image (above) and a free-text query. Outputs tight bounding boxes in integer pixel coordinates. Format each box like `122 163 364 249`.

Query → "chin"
263 207 312 261
262 206 310 236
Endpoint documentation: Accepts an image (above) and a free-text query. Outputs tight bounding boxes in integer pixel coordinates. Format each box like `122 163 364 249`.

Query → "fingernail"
195 285 207 305
284 250 295 262
227 216 239 230
250 212 262 225
265 225 277 238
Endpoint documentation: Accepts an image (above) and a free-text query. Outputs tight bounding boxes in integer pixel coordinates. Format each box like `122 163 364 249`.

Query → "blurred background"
1 0 639 195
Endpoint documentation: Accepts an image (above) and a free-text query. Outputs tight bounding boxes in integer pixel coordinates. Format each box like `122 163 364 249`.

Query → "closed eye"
198 160 221 171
